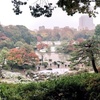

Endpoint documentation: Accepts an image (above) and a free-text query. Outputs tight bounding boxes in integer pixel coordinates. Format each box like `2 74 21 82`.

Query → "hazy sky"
0 0 100 30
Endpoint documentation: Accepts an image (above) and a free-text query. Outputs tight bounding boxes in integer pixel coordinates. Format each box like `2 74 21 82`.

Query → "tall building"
78 15 95 30
39 26 45 31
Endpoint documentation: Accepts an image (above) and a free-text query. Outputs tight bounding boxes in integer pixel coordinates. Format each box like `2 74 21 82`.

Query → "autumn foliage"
7 48 39 66
37 43 48 50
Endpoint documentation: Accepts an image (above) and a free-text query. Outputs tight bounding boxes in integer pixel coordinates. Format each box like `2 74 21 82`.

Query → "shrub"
2 64 11 70
0 73 100 100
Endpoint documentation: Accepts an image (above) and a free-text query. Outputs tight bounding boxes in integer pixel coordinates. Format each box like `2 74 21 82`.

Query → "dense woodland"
0 24 94 49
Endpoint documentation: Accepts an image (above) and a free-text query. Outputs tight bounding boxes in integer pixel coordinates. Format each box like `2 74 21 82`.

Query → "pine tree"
70 38 100 73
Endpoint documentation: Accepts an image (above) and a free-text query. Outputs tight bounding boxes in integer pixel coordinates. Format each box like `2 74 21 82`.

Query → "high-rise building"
39 26 45 31
78 15 95 30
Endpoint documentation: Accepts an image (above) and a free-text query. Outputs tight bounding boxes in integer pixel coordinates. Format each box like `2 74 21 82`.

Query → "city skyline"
78 15 95 30
0 0 100 30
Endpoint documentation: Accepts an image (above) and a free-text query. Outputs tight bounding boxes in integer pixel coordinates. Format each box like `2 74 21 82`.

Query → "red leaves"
28 52 38 58
7 48 39 66
37 43 48 50
7 48 25 65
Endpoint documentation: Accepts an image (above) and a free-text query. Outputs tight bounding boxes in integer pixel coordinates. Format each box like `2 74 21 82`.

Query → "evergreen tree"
95 24 100 40
70 38 100 73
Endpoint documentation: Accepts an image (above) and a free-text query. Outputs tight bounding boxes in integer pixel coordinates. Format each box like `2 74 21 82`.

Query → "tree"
14 41 24 48
57 40 76 54
27 51 39 66
11 0 100 17
0 39 14 49
12 0 55 17
0 47 9 77
57 0 99 17
0 47 9 66
95 24 100 39
70 38 100 73
21 43 33 53
7 47 39 69
7 48 26 66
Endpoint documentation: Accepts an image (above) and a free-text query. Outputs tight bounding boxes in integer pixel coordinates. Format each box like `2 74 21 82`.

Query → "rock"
33 74 38 78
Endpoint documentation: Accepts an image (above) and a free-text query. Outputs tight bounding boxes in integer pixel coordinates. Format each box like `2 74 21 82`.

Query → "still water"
36 52 70 62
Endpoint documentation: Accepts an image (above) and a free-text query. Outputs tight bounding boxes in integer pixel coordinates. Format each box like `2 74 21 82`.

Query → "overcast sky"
0 0 100 30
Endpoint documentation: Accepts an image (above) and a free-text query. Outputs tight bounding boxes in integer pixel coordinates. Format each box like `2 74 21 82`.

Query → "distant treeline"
0 24 94 49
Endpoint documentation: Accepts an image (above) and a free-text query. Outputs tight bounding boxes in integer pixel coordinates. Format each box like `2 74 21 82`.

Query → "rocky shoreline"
0 67 93 84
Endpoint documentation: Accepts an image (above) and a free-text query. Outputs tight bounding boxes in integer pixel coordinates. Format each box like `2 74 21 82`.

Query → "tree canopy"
68 25 100 73
70 38 100 73
11 0 100 17
95 24 100 37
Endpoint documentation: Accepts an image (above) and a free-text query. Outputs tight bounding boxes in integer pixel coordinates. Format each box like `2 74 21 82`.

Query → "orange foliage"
37 43 48 50
7 48 26 65
7 48 39 66
28 52 39 62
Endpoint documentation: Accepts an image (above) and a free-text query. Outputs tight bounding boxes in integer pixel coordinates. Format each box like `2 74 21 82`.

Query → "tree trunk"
91 51 98 73
91 58 98 73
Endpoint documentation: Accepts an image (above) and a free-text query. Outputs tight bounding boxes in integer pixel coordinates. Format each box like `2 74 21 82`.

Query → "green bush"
2 64 11 70
0 73 100 100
